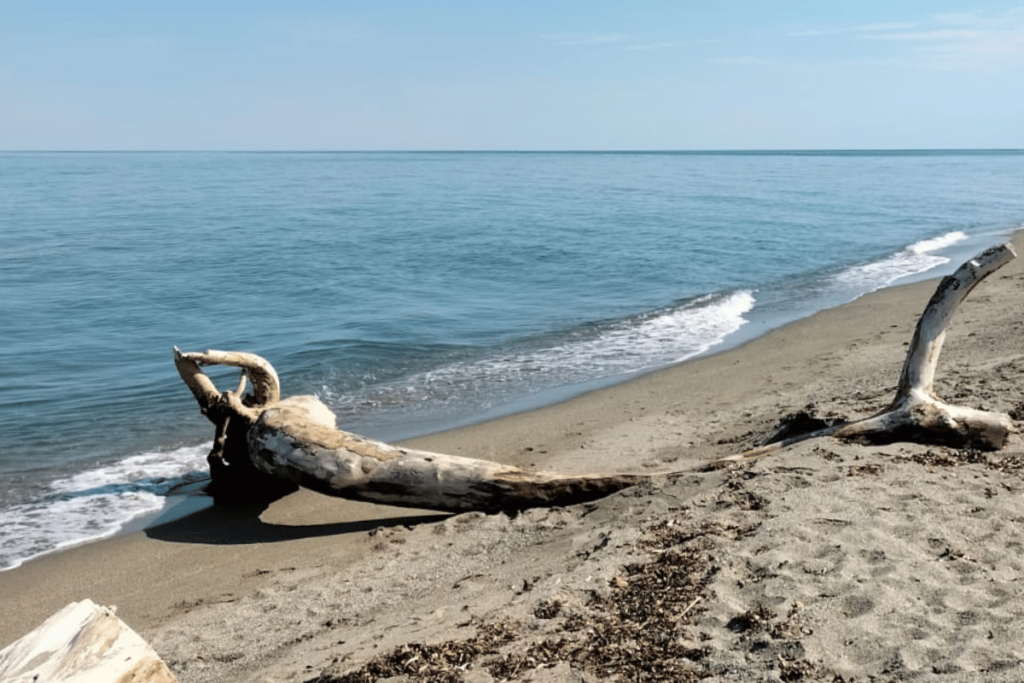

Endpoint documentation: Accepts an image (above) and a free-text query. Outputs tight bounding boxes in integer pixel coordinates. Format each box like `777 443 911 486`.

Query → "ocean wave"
554 289 757 369
325 290 755 415
0 445 209 571
834 231 967 290
909 231 969 254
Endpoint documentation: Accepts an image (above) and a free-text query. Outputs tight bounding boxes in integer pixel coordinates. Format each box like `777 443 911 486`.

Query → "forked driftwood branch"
713 242 1017 467
175 244 1016 509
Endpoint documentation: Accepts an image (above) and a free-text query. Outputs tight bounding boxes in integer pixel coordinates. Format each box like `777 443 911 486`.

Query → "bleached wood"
247 395 645 512
714 243 1017 467
175 352 645 512
893 242 1016 403
0 599 178 683
834 242 1015 448
173 347 278 422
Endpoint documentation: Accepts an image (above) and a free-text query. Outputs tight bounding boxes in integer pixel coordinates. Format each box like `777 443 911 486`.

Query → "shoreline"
2 232 1023 681
105 239 1000 541
0 227 1009 576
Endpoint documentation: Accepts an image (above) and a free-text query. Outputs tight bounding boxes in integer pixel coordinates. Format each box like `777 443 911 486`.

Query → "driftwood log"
714 242 1017 466
0 599 178 683
174 349 645 510
176 244 1016 508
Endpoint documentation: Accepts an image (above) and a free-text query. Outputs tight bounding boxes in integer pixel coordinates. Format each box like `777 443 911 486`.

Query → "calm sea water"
1 150 1022 569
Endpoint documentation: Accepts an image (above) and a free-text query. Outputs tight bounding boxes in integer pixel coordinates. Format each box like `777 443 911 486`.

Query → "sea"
1 150 1022 571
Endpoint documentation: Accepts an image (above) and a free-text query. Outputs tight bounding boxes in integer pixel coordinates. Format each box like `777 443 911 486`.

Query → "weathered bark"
0 599 178 683
174 350 646 512
713 243 1017 467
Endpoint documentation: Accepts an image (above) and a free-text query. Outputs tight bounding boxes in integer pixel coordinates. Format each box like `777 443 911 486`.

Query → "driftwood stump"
174 349 298 503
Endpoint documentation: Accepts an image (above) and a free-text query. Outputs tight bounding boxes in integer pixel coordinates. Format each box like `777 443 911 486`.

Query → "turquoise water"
1 150 1022 569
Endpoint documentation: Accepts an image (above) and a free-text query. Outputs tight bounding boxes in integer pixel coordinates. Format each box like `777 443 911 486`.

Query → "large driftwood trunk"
174 349 645 511
250 396 646 512
0 599 178 683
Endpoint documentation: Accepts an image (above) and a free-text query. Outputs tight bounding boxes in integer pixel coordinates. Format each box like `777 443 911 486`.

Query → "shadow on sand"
144 494 451 546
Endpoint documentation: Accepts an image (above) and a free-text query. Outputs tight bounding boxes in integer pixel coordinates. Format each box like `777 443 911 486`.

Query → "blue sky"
3 1 1023 150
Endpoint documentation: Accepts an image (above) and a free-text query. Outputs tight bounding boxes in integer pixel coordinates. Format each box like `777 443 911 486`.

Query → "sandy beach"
3 232 1024 682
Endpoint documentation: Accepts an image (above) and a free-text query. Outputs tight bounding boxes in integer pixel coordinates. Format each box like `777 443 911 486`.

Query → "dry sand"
2 233 1024 682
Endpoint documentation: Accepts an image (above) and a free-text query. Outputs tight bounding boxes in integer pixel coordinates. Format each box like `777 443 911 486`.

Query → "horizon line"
2 147 1023 154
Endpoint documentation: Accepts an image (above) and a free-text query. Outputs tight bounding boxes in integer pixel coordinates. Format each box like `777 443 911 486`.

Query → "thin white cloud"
284 21 363 45
857 22 924 33
712 56 781 67
790 8 1024 71
540 34 716 52
788 22 920 38
870 28 984 42
540 33 630 47
710 55 829 73
864 9 1024 70
933 11 987 25
625 41 683 51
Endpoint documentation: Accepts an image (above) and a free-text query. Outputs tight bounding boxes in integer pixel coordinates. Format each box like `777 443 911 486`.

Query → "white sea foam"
909 231 969 254
325 290 756 416
555 289 757 370
0 444 209 571
835 231 968 291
